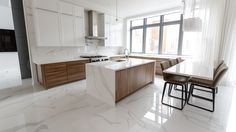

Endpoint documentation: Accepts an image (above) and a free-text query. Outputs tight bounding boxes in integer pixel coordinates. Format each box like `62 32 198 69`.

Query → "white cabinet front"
60 14 75 45
34 0 58 12
33 0 85 47
59 1 73 15
74 17 85 45
35 9 60 46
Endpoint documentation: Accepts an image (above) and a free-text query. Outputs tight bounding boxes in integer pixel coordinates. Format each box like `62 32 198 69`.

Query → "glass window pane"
164 13 180 22
145 27 159 53
162 25 180 54
131 29 143 52
147 16 160 24
132 19 143 27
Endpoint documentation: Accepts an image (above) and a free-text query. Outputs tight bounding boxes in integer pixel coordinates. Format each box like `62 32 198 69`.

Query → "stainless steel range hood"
85 10 107 40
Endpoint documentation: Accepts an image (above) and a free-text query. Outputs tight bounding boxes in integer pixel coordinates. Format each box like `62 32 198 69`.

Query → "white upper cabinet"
33 0 85 46
59 1 73 15
60 14 75 45
34 0 58 12
104 15 123 47
34 9 60 46
74 17 85 45
74 6 84 18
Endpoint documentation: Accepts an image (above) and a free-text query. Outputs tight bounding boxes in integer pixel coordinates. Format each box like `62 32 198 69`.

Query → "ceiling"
83 0 182 18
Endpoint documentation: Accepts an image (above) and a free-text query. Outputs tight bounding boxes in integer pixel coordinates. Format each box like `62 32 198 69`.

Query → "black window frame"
130 14 183 55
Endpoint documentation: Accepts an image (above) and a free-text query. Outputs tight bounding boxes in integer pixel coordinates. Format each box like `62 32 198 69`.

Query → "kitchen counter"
33 57 90 65
86 58 156 106
110 54 191 59
86 58 156 71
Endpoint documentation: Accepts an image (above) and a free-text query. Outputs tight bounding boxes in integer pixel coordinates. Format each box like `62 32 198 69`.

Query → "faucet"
123 48 130 59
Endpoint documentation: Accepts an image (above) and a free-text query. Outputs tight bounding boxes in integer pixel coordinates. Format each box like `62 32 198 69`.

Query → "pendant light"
115 0 118 21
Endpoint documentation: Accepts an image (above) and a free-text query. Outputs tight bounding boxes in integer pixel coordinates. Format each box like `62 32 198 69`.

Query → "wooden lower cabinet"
115 62 155 102
116 69 129 101
67 61 87 82
36 60 90 88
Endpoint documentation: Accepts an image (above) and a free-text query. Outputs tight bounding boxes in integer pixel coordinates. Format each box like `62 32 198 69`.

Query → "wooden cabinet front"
37 60 89 88
115 62 155 102
67 60 89 82
116 69 129 101
43 63 68 87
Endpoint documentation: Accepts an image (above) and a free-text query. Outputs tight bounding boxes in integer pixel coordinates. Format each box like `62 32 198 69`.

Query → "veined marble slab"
86 58 156 106
87 58 156 71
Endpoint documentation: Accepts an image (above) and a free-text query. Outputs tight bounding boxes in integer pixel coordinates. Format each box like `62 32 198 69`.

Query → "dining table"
163 60 214 80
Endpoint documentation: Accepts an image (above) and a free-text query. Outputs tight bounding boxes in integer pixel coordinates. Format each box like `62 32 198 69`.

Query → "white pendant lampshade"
183 17 202 32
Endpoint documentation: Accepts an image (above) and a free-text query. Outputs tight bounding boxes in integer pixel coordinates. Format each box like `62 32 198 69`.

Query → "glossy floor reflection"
0 76 235 132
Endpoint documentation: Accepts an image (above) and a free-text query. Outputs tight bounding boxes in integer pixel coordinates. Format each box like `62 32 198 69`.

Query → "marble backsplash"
31 46 124 63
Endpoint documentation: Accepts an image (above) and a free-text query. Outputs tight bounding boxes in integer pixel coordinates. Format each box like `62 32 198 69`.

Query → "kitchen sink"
112 59 126 62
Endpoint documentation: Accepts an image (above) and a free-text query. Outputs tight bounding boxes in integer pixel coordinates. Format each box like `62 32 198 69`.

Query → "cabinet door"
43 63 68 88
116 69 128 101
59 1 73 15
67 60 89 82
74 6 84 17
145 63 155 84
34 0 58 12
74 17 85 45
60 14 75 45
128 67 137 93
35 9 60 46
104 15 111 46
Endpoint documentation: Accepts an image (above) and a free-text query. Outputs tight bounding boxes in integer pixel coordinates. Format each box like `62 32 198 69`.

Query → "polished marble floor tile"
0 76 235 132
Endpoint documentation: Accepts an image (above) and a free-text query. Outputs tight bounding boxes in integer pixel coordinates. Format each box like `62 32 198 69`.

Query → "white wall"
0 5 14 29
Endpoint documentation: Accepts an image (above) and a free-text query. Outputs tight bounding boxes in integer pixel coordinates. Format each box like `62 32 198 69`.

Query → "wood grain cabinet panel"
67 60 89 82
36 60 89 89
116 69 128 101
115 62 155 102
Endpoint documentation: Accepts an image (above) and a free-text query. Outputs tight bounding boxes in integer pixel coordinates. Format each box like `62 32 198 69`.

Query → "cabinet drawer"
44 63 67 73
67 60 89 65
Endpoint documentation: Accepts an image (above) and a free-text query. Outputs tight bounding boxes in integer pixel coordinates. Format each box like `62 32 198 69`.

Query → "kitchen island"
86 58 156 106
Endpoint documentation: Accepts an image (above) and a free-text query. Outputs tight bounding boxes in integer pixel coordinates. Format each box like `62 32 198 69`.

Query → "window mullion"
143 18 147 53
159 15 164 54
178 14 184 55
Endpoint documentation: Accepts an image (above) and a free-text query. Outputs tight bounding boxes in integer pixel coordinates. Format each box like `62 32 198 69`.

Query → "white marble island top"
86 58 156 71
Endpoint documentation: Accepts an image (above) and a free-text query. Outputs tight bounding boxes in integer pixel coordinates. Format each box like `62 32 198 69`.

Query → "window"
162 25 180 54
146 27 160 53
147 16 160 25
131 29 143 52
130 13 183 55
132 19 144 27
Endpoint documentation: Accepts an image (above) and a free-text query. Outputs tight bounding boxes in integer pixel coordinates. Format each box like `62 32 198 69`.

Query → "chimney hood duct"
85 10 107 40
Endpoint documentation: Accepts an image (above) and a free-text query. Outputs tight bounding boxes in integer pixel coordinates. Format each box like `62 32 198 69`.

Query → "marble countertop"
109 54 191 59
33 57 90 65
86 58 156 71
